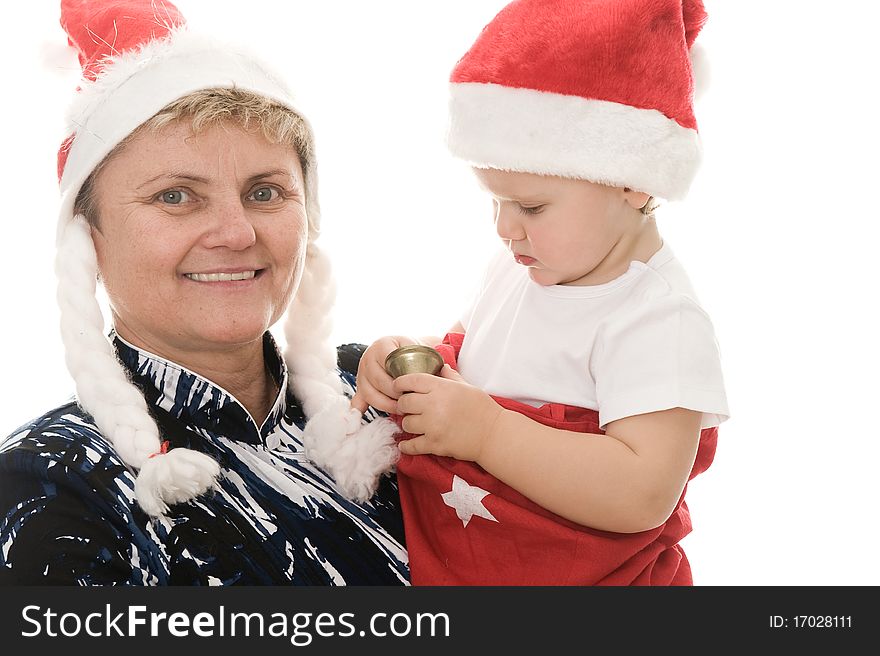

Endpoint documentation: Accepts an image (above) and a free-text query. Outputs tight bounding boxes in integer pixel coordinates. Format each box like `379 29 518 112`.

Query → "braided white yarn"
285 243 345 417
55 215 220 516
285 242 399 503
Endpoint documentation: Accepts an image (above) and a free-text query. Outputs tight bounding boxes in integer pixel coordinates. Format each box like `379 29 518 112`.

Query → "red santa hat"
54 0 398 517
446 0 709 201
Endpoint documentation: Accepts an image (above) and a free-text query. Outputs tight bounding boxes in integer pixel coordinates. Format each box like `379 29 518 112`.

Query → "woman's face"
91 120 308 356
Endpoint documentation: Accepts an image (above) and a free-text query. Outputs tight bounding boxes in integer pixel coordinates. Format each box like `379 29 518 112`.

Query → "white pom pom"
330 418 400 502
689 43 711 102
134 447 221 517
302 396 361 467
303 398 400 503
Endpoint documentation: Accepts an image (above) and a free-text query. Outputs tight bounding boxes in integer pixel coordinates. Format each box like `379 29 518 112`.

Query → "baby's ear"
622 188 651 211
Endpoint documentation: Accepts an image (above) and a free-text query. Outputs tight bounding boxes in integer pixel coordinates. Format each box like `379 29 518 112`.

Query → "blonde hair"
641 196 661 217
74 88 313 226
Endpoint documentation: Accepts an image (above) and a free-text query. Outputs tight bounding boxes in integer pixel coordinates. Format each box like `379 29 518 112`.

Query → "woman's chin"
187 320 273 348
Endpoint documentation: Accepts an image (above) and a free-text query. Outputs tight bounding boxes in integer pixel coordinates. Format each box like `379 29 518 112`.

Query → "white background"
1 1 878 585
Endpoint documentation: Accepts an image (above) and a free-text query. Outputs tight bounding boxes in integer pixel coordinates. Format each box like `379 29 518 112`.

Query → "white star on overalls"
441 475 499 528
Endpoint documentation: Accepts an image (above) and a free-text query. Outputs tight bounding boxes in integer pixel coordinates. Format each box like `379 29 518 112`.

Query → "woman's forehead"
104 120 304 185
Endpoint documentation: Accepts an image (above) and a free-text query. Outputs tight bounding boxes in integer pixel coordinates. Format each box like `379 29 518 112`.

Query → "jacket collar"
112 331 291 445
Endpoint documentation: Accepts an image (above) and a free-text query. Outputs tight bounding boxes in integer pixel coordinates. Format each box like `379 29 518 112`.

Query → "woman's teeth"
185 271 257 282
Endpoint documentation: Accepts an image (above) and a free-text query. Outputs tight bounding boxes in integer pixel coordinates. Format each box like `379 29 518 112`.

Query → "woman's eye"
158 189 190 205
248 186 280 202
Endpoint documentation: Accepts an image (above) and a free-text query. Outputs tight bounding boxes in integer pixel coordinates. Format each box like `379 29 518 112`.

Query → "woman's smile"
183 268 265 283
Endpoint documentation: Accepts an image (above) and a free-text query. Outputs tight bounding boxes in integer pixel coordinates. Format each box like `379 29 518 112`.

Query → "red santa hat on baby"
447 0 709 201
54 0 398 517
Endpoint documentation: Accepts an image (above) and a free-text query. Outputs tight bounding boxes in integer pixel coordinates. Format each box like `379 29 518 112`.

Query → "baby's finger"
398 436 428 456
364 358 400 399
439 364 464 382
400 413 425 436
395 391 425 416
393 372 438 395
368 391 400 415
356 382 399 415
350 392 369 414
357 358 397 403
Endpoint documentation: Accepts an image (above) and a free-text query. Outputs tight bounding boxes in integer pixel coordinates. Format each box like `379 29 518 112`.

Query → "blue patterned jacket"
0 333 409 585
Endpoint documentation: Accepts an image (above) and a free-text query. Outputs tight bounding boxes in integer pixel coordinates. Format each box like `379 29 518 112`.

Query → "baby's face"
472 167 648 286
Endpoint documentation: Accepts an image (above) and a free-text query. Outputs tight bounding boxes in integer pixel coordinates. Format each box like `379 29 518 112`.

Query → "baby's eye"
517 204 545 215
248 186 281 202
158 189 191 205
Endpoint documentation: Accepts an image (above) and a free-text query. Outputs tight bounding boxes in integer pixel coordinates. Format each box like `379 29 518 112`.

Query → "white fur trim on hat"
446 82 702 201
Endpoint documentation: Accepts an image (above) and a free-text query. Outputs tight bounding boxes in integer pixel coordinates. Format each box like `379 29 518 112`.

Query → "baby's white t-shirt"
457 241 729 429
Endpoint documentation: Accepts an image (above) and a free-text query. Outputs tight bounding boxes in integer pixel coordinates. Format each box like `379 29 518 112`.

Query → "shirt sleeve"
0 434 150 585
592 293 730 429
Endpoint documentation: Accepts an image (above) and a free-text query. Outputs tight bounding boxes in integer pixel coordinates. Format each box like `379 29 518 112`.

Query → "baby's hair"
641 196 661 217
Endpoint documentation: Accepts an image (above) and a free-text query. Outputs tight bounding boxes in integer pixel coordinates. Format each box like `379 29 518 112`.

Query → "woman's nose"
202 197 257 250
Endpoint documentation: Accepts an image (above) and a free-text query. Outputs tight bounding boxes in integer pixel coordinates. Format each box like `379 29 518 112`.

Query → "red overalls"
394 333 718 585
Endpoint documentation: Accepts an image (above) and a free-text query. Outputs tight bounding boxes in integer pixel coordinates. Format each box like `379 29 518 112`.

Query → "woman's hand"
351 336 422 414
394 365 504 463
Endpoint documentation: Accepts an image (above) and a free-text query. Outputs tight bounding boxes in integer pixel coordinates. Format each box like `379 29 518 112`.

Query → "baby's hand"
351 336 421 414
395 365 503 463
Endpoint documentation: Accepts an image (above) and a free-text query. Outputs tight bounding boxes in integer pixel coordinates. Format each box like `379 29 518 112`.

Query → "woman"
0 0 405 585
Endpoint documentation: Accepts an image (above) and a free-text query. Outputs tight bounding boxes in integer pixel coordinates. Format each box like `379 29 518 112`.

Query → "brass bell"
384 344 445 379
